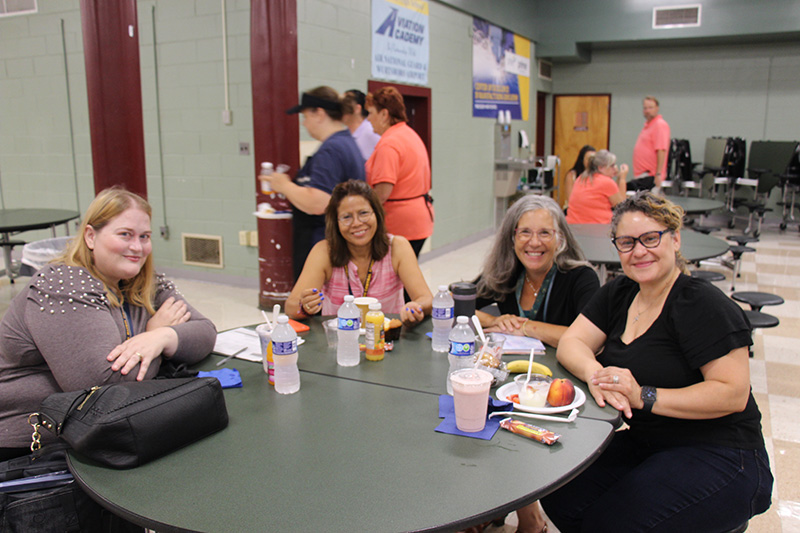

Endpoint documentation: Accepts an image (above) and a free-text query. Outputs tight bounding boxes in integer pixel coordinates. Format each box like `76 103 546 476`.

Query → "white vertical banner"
371 0 429 85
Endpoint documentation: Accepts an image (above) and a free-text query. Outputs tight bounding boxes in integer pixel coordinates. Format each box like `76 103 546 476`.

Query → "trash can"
20 236 73 276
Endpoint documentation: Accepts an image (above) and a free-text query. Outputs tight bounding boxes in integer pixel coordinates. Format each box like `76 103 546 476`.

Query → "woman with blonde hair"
0 187 216 460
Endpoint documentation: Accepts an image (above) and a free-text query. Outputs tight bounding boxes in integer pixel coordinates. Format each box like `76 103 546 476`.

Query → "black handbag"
30 377 229 469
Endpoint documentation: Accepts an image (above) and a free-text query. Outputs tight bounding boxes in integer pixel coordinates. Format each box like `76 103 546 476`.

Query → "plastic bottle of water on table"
336 294 361 367
446 316 476 395
431 285 454 352
272 315 300 394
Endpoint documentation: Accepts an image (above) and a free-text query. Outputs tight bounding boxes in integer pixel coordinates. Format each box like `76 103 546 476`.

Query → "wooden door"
553 94 611 207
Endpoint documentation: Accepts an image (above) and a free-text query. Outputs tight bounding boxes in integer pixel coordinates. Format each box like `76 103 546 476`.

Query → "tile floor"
1 217 799 532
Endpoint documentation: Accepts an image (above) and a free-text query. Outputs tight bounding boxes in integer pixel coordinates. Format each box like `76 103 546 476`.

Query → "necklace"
525 275 541 298
632 277 675 323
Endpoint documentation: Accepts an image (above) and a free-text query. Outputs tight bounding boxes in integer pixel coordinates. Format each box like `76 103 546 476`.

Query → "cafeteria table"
571 223 731 282
0 208 79 281
663 195 725 216
68 317 620 532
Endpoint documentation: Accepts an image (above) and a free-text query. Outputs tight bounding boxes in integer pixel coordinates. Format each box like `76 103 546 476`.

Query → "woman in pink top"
286 180 432 327
566 150 629 225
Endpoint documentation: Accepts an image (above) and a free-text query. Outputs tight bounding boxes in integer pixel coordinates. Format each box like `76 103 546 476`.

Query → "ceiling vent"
538 60 552 81
0 0 37 17
182 233 224 269
653 4 701 29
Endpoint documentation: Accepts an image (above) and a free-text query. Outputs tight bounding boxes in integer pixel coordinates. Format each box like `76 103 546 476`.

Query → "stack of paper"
491 333 546 355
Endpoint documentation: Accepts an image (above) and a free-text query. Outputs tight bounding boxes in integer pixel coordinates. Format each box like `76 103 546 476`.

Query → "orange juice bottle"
365 302 385 361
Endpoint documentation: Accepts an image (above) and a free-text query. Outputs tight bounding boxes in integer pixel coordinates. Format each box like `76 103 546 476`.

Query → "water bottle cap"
456 315 469 324
277 314 288 324
437 285 448 292
369 302 382 310
343 295 354 302
261 162 273 170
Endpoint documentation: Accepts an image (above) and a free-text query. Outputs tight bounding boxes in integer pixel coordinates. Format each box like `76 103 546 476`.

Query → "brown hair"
59 186 157 314
643 95 660 106
610 191 690 274
325 180 390 267
365 87 407 125
306 86 345 121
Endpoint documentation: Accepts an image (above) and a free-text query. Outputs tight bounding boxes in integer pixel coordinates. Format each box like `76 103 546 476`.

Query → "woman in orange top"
365 87 433 256
565 150 629 225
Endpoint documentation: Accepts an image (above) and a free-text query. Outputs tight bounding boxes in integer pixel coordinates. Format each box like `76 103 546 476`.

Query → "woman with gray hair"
565 149 629 224
475 195 600 348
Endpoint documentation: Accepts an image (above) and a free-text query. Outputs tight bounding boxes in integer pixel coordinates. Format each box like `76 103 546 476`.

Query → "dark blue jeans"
541 431 773 533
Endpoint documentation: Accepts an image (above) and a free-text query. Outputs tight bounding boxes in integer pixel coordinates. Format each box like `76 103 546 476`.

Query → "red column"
251 0 299 308
80 0 147 198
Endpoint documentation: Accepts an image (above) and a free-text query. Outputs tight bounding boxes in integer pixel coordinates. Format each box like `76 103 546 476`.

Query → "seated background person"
565 149 628 224
286 180 432 327
562 144 595 212
541 192 773 532
0 187 216 459
475 195 599 348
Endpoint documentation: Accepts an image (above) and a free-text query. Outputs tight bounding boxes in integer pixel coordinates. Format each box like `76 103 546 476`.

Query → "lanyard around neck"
121 301 134 340
344 258 375 297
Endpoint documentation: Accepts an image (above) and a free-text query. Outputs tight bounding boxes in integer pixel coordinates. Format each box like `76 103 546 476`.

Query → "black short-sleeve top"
582 274 764 450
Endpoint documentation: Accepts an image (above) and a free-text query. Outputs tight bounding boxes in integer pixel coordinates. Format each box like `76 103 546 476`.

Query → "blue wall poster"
472 17 531 120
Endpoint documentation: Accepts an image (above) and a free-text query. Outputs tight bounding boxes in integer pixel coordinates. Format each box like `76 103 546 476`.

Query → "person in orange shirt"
364 87 433 257
631 96 670 192
566 150 629 225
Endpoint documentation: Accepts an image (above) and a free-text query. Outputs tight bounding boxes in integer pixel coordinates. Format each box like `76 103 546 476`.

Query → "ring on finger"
612 375 619 384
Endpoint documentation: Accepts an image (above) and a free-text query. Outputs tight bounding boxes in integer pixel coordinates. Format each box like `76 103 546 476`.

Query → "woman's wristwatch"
640 386 657 413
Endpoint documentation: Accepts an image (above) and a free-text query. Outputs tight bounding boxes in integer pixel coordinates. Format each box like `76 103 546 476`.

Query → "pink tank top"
322 235 404 314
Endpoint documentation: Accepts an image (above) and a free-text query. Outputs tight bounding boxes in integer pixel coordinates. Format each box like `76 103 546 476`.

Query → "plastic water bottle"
446 316 476 394
259 162 274 193
336 295 361 367
272 315 300 394
431 285 455 352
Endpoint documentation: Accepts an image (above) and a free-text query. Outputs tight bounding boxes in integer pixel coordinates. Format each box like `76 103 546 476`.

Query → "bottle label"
449 341 475 356
272 339 297 356
338 317 360 331
432 306 454 320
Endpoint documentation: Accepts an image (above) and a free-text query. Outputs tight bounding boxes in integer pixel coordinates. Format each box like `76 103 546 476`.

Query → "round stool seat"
691 270 726 282
728 245 756 258
744 310 780 329
692 225 720 235
732 291 785 311
726 235 758 245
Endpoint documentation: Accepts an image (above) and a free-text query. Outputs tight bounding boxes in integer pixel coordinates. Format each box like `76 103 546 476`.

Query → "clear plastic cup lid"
450 368 493 388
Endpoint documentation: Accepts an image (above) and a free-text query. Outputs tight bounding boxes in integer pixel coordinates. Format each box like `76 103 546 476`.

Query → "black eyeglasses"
611 230 670 253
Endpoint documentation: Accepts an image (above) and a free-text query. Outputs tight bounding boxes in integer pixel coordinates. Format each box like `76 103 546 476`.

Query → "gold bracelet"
523 320 532 337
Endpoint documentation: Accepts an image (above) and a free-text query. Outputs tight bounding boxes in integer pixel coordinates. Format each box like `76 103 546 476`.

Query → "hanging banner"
372 0 429 85
472 17 530 120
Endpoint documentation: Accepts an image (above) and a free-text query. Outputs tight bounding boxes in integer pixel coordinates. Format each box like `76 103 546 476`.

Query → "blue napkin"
197 368 243 389
435 394 513 440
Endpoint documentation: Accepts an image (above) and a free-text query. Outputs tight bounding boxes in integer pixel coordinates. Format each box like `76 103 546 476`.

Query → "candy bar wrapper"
499 418 560 445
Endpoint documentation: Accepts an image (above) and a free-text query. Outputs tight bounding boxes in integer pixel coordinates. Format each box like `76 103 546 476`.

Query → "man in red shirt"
631 96 670 192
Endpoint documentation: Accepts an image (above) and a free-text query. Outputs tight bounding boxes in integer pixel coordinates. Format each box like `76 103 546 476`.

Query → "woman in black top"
475 195 599 348
541 192 772 532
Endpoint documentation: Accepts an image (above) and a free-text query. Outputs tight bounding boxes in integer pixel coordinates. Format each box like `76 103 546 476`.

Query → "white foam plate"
496 381 586 414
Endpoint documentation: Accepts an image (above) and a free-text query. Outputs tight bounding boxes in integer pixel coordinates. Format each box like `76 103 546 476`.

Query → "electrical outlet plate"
239 142 250 155
238 231 248 246
248 230 259 247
